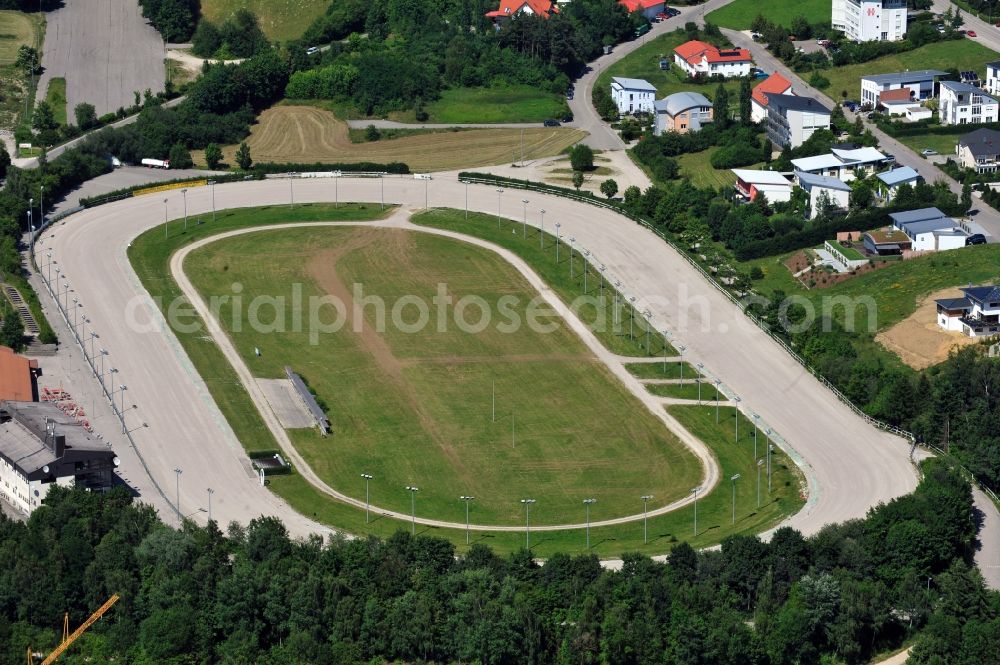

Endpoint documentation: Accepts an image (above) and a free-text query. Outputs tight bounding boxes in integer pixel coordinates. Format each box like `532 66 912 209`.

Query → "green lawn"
0 9 44 130
45 76 65 125
185 225 702 525
706 0 832 30
625 361 700 380
676 148 764 188
894 131 961 158
825 39 1000 102
646 382 722 401
417 85 567 124
200 0 331 42
596 31 744 105
130 204 803 556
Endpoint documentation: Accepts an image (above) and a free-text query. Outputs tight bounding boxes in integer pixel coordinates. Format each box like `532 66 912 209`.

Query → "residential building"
877 88 916 115
611 77 657 114
619 0 665 19
863 227 911 255
859 70 946 108
889 207 968 251
750 73 793 123
938 81 1000 126
765 95 831 148
986 61 1000 96
673 40 753 78
0 401 117 515
0 346 39 403
832 0 907 42
875 166 922 201
956 127 1000 173
791 146 888 181
936 286 1000 337
485 0 558 20
731 169 794 203
653 91 713 134
795 171 851 219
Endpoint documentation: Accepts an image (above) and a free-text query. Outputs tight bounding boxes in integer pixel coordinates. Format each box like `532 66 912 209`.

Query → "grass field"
596 31 744 108
676 148 764 188
705 0 832 30
45 77 65 125
893 130 964 157
626 361 701 380
130 204 803 555
646 382 722 401
0 9 44 130
185 226 702 525
200 0 331 42
420 86 567 124
824 39 1000 101
198 105 586 171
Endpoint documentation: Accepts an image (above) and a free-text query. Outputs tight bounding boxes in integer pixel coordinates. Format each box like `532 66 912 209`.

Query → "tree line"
0 461 994 664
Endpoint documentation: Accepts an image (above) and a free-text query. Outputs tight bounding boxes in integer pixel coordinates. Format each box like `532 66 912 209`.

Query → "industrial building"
0 401 117 515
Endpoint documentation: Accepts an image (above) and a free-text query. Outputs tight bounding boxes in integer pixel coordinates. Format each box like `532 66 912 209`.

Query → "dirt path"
876 287 982 370
169 210 720 532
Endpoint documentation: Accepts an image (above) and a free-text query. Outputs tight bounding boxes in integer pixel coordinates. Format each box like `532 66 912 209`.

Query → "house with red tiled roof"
485 0 558 21
673 40 753 78
619 0 665 19
750 73 793 123
877 87 923 116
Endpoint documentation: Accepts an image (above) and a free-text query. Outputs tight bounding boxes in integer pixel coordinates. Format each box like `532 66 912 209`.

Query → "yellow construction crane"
27 594 120 665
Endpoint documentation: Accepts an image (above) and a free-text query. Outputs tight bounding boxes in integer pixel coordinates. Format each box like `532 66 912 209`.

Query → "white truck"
141 158 170 169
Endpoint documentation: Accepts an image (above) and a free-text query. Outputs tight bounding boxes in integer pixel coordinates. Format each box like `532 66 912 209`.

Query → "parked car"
753 69 769 79
921 148 938 155
666 7 680 16
968 30 978 37
543 119 561 127
306 46 320 55
884 154 896 163
655 12 668 20
966 233 987 245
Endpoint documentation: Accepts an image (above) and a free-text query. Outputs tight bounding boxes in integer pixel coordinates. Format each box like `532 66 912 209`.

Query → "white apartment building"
939 81 1000 126
832 0 907 42
610 77 657 114
985 61 1000 96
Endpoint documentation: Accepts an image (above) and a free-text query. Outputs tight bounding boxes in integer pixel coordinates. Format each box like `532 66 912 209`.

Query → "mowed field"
199 0 331 42
0 9 39 63
184 226 702 525
203 105 587 171
0 9 43 129
706 0 832 30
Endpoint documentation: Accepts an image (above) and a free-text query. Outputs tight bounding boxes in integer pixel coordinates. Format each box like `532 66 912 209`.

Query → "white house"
790 146 887 181
986 60 1000 96
889 207 968 252
611 77 657 114
832 0 907 42
875 166 922 201
936 286 1000 337
860 70 945 108
751 73 794 123
795 171 851 219
731 169 794 203
956 128 1000 173
765 95 831 148
939 81 1000 126
673 40 753 78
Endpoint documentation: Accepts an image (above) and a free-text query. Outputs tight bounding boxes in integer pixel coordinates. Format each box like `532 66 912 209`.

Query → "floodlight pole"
460 496 474 544
697 363 704 403
731 474 741 524
756 459 764 508
406 486 419 534
678 344 685 380
691 486 700 536
463 180 469 219
583 498 596 549
521 498 536 548
521 198 528 238
208 180 216 222
555 222 561 261
539 209 545 250
641 494 653 544
181 188 188 231
753 414 760 461
583 250 590 293
174 467 182 525
734 396 742 442
207 487 214 522
767 434 774 493
497 188 503 229
163 198 169 239
569 237 576 280
715 379 722 423
361 473 373 523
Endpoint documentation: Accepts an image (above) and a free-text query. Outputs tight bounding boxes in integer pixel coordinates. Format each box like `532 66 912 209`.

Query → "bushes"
285 64 359 100
709 139 769 168
569 144 594 171
137 0 200 43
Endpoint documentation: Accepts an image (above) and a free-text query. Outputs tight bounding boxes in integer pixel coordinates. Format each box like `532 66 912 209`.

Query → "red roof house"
619 0 666 15
485 0 559 19
673 40 753 78
750 72 794 122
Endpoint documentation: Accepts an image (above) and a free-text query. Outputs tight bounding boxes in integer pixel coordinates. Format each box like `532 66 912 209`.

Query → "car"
884 154 896 163
655 12 668 20
921 148 938 156
966 233 987 245
543 119 561 127
306 46 320 55
968 30 978 37
995 21 1000 26
866 111 877 119
666 7 680 16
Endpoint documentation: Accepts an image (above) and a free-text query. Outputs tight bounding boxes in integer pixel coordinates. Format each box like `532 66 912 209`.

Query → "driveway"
38 0 165 117
723 28 1000 240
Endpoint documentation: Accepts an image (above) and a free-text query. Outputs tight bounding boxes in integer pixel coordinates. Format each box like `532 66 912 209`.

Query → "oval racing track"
36 175 919 545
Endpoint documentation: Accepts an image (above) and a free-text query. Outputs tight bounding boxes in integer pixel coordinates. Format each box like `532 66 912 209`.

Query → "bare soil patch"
876 287 981 369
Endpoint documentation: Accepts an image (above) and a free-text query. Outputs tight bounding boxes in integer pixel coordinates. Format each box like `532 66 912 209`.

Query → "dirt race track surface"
876 287 982 370
206 106 587 172
38 0 164 117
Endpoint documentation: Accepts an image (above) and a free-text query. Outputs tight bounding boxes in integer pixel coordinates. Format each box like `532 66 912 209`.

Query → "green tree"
219 8 270 57
713 84 730 128
850 179 873 210
961 182 972 212
572 170 584 190
365 124 381 141
0 142 10 180
191 19 222 58
74 102 98 130
791 15 812 39
15 45 39 73
739 76 752 125
0 307 25 350
236 141 253 170
570 143 594 171
204 143 223 170
168 142 193 169
600 178 618 199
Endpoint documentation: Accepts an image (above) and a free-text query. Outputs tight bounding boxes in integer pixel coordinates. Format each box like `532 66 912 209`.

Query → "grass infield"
705 0 832 30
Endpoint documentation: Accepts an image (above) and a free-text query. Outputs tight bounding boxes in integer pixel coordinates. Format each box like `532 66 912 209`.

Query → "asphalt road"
934 0 1000 53
37 0 165 118
39 175 921 545
722 28 1000 240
